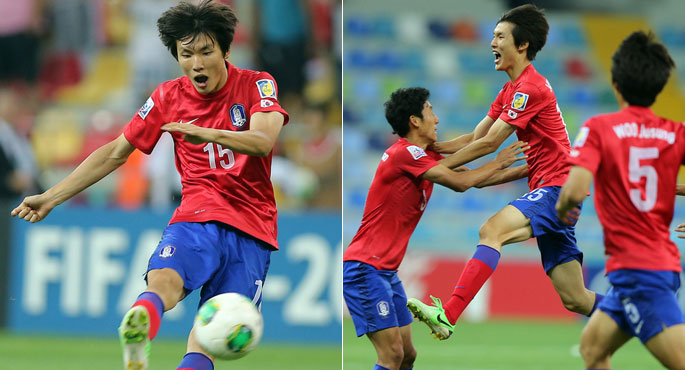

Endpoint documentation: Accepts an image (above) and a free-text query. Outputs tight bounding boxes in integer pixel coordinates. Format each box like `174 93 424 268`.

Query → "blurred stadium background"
343 0 685 368
0 0 341 369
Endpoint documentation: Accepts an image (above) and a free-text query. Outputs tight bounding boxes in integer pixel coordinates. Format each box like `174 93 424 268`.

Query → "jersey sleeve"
568 119 602 175
395 144 441 178
123 84 168 155
498 82 545 130
248 71 290 125
487 87 505 121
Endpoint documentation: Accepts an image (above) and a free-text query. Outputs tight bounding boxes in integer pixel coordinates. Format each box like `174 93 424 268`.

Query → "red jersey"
343 139 442 271
569 105 685 273
123 62 289 249
487 64 571 190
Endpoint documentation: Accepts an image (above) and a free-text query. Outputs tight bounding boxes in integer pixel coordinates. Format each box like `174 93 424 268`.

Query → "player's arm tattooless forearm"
45 134 135 205
212 112 284 157
476 164 528 188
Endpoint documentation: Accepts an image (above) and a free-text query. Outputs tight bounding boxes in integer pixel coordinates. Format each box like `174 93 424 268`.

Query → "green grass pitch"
344 318 662 370
0 331 341 370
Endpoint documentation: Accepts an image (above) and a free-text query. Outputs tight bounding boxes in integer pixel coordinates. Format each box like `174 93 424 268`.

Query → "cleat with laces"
119 305 151 370
407 296 454 340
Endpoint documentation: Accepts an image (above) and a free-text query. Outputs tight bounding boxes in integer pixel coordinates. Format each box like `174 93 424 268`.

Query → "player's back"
576 105 685 272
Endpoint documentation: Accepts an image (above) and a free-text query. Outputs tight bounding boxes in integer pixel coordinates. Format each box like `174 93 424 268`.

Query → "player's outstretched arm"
433 116 496 154
475 164 528 188
556 166 593 225
423 141 528 192
11 133 135 223
439 119 516 169
161 111 284 157
677 184 685 196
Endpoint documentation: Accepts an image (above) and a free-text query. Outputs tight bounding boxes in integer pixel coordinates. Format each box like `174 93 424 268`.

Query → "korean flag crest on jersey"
406 145 427 160
229 104 247 128
256 79 277 99
138 97 154 120
511 92 529 111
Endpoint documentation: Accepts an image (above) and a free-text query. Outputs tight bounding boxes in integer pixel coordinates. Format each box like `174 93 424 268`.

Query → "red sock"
132 292 164 340
443 245 500 324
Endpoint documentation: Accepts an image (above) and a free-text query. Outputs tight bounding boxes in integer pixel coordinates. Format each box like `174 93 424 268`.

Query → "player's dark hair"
611 31 675 107
157 0 238 60
498 4 548 61
384 87 430 138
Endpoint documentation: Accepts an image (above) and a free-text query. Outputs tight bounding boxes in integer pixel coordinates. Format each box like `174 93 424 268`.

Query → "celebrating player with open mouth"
406 4 604 340
557 31 685 370
11 1 288 369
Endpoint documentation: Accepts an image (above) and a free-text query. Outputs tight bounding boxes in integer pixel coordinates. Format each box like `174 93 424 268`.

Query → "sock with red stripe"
443 245 500 324
132 292 164 340
177 352 214 370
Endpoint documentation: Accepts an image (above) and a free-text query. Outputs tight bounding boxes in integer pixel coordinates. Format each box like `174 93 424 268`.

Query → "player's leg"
368 327 406 370
547 259 597 315
120 222 224 370
178 325 215 370
398 324 417 370
644 324 685 369
344 261 410 369
529 186 603 316
407 204 531 339
176 223 271 370
580 310 632 369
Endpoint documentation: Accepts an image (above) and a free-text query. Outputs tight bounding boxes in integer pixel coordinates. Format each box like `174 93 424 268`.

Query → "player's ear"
409 115 421 129
224 48 231 60
517 41 529 54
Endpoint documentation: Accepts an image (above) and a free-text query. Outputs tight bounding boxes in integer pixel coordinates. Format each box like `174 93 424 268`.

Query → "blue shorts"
598 269 684 344
343 261 414 337
147 221 271 308
509 186 583 273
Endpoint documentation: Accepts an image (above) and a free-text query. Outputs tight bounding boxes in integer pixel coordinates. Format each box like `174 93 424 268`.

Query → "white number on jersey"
628 146 659 212
203 143 235 169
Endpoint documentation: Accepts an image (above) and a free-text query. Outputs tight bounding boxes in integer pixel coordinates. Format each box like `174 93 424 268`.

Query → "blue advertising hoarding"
7 207 341 344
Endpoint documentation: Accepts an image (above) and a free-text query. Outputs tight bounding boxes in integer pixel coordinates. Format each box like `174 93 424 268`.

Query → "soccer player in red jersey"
11 2 288 370
343 87 528 370
406 4 604 340
557 31 685 369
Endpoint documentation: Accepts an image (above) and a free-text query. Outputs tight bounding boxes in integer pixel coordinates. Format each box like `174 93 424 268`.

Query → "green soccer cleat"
118 305 151 370
407 296 454 340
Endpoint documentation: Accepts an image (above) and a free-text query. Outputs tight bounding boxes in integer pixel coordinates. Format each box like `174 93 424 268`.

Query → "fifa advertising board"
7 207 341 343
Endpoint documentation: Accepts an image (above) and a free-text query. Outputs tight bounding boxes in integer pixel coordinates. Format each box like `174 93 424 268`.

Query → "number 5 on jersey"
204 142 235 169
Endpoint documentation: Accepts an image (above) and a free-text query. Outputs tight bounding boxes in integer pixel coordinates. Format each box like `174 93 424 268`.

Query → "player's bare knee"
579 341 605 366
478 222 501 248
147 268 184 310
559 294 586 314
380 341 404 367
401 346 416 368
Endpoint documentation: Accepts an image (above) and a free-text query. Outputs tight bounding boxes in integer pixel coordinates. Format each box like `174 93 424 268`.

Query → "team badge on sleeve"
406 145 427 160
573 127 590 147
229 104 247 128
138 97 155 120
511 92 529 111
260 99 274 108
256 79 277 99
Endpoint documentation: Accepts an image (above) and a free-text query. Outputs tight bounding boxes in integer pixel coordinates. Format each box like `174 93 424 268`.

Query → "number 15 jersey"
569 105 685 273
123 62 289 249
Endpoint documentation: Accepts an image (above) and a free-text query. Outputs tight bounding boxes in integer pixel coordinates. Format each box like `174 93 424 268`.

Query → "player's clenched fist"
10 194 56 223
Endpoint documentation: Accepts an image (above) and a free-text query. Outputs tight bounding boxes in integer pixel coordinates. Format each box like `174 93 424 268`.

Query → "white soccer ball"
193 293 263 360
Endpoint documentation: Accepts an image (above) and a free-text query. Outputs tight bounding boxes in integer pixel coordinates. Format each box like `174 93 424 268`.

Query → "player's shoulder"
385 139 429 162
231 63 275 83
